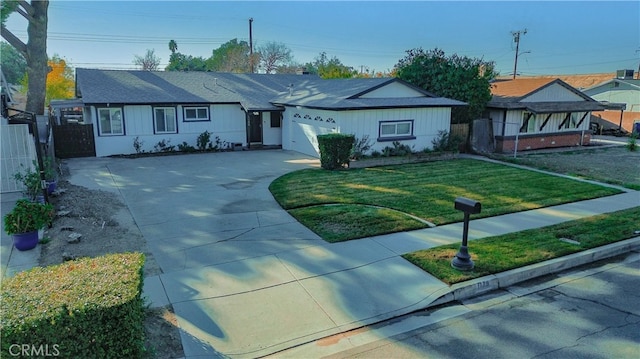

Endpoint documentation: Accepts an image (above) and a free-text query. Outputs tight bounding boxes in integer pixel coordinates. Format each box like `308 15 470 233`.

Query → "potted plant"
42 156 58 194
13 166 43 202
3 199 55 251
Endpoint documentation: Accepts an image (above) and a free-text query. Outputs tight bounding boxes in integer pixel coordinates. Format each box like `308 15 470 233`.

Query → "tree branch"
1 24 27 56
15 0 34 22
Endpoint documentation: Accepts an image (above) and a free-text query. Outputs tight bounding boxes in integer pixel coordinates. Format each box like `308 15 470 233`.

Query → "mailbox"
451 196 482 271
454 197 481 214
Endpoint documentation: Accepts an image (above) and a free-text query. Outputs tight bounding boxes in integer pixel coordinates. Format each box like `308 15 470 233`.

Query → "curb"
272 238 640 358
428 236 640 307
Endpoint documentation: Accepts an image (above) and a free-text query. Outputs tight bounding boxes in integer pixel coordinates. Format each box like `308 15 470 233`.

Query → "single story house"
582 70 640 133
73 69 465 157
485 78 604 152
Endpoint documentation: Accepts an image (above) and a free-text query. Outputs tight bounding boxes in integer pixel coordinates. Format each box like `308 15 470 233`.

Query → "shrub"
317 133 355 170
381 141 413 157
133 136 144 154
1 253 147 358
177 141 196 152
153 139 175 152
627 132 638 152
351 135 372 160
13 165 42 201
431 130 463 152
4 199 55 234
197 131 212 151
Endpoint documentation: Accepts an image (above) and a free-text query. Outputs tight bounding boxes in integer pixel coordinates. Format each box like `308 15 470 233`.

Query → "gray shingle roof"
75 69 465 111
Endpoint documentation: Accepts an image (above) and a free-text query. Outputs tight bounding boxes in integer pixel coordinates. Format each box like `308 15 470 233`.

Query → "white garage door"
290 120 335 157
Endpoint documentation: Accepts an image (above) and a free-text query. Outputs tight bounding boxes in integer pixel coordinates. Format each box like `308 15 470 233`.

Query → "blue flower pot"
12 231 39 251
46 180 57 195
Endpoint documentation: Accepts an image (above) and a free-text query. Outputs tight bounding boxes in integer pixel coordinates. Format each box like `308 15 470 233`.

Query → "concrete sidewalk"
2 151 639 358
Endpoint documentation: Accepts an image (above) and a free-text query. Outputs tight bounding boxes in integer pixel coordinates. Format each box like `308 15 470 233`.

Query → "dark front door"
248 113 262 144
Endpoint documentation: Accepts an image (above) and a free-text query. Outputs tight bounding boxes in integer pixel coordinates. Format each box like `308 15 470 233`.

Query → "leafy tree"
394 47 497 123
165 41 206 71
306 52 357 79
45 55 74 104
1 41 26 83
133 49 161 71
256 41 293 74
166 52 207 71
1 0 49 115
20 55 74 106
207 38 251 73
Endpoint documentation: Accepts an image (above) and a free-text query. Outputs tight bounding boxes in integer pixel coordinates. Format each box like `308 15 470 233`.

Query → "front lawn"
269 159 621 242
403 206 640 284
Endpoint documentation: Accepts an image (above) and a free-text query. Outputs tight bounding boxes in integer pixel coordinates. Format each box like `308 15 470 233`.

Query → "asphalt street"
323 252 640 359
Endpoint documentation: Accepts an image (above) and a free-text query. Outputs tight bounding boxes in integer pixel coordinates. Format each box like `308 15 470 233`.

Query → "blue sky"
4 1 639 76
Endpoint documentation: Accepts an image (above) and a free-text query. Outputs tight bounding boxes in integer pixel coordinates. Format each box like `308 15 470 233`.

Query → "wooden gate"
53 124 96 158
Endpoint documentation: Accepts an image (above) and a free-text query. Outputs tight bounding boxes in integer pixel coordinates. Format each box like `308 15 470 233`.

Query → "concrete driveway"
64 150 449 358
63 150 639 358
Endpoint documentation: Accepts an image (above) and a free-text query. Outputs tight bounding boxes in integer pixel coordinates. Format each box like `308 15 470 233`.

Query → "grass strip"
403 207 640 284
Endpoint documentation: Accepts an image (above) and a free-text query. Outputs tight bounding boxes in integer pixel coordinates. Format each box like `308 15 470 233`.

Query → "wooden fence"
52 124 96 158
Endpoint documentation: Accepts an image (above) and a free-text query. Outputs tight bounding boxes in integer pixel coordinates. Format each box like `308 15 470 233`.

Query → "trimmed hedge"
317 133 355 170
1 253 146 358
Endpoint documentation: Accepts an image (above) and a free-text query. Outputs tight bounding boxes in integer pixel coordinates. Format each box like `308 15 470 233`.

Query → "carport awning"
523 101 605 114
488 101 605 114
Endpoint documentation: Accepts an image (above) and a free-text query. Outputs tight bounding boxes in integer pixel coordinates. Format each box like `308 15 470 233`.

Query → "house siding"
500 109 591 137
283 106 451 157
521 83 585 102
585 84 640 112
88 103 247 157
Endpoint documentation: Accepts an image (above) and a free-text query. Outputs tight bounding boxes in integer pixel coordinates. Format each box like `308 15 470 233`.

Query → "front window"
379 120 413 139
271 114 281 128
154 107 177 133
98 108 124 136
520 112 536 133
565 112 581 129
184 106 209 122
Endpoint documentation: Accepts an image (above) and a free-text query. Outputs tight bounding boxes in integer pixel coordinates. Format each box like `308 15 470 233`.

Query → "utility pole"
511 29 527 79
249 17 254 73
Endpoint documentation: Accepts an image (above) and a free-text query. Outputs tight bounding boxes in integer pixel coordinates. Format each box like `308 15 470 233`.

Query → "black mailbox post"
451 197 481 271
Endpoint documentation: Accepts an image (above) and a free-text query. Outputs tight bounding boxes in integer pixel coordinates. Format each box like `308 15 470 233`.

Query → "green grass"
403 207 640 284
290 204 427 242
270 159 621 241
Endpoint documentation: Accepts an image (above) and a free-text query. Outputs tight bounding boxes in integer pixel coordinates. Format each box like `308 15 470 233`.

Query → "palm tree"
168 40 177 54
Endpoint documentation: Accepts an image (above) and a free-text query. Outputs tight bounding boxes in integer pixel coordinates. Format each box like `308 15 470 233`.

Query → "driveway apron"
65 151 449 358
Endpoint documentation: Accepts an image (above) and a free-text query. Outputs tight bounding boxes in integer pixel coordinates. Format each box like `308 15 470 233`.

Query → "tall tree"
168 39 177 54
395 48 497 123
207 39 251 73
256 41 293 74
1 41 26 83
1 0 49 115
133 49 161 71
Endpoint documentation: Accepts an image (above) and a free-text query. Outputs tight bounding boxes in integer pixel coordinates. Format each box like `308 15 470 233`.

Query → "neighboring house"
582 70 640 133
74 69 465 157
486 78 603 152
